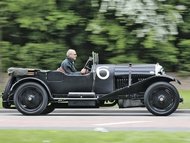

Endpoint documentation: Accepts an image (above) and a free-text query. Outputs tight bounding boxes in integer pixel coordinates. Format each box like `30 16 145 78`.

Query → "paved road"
0 108 189 131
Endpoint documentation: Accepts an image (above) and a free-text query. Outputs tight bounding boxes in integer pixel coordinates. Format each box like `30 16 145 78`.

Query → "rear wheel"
144 82 180 116
40 103 55 115
14 82 48 115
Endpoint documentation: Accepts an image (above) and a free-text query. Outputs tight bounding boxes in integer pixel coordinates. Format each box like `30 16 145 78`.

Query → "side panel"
114 64 157 76
94 65 115 94
44 71 94 94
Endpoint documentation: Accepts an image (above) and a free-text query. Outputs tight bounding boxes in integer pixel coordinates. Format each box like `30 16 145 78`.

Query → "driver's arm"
81 57 93 75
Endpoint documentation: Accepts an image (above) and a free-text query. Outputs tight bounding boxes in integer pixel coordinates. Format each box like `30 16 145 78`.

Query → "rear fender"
10 77 53 99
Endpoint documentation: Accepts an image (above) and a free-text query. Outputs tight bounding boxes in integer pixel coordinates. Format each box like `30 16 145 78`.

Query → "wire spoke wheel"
14 82 48 115
144 82 180 116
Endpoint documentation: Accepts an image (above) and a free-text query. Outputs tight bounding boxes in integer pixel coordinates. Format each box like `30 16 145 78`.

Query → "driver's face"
69 51 77 61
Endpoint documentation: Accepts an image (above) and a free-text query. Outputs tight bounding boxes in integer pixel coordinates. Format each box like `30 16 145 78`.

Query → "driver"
57 49 87 74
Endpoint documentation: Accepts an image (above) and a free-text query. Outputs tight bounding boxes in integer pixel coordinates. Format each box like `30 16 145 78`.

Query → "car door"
46 71 94 95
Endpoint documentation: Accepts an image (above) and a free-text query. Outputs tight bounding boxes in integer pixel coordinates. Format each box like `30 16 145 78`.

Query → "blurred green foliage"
0 0 190 74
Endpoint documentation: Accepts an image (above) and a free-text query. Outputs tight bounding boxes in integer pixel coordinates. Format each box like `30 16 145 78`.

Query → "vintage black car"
2 52 183 116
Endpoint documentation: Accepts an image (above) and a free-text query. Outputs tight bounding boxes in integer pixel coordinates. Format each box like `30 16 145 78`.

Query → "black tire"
14 82 48 115
118 99 125 108
144 82 180 116
40 104 55 115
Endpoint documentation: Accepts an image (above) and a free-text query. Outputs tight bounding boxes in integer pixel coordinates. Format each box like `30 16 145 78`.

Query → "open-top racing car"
2 52 183 116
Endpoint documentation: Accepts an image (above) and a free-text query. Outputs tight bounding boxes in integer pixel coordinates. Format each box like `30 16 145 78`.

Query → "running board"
53 98 98 101
53 92 98 108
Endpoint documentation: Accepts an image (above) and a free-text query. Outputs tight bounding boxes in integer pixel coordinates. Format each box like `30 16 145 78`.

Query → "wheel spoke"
150 87 175 112
17 86 43 111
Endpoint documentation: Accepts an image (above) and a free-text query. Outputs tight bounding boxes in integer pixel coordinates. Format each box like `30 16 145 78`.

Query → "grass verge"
178 90 190 109
0 130 190 143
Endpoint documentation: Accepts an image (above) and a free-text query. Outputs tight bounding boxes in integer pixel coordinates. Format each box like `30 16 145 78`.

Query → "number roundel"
96 66 110 80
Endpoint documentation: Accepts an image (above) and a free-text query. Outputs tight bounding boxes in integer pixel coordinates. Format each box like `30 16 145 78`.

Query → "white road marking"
94 127 109 132
93 121 152 126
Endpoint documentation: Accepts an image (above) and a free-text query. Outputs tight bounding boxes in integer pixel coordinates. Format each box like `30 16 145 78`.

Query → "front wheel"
144 82 180 116
14 82 48 115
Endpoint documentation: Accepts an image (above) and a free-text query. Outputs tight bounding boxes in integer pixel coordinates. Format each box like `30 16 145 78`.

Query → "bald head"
66 49 77 61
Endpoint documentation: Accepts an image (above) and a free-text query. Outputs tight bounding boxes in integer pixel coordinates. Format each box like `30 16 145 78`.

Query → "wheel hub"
27 95 34 102
158 95 165 102
152 91 173 110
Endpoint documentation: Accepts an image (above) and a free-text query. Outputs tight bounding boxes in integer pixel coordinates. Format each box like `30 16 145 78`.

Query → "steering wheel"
84 57 93 70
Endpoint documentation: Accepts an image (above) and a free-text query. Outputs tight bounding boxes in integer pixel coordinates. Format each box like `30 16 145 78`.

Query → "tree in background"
0 0 189 74
176 1 190 74
88 0 183 70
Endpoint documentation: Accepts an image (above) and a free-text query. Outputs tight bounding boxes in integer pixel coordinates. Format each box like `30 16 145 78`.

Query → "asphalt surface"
0 108 189 131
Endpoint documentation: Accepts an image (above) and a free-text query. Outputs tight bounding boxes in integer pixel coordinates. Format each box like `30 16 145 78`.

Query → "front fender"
99 75 180 100
10 77 53 99
145 75 181 85
129 75 181 93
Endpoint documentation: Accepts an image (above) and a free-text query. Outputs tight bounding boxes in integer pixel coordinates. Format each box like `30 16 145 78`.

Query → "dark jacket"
61 58 77 74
